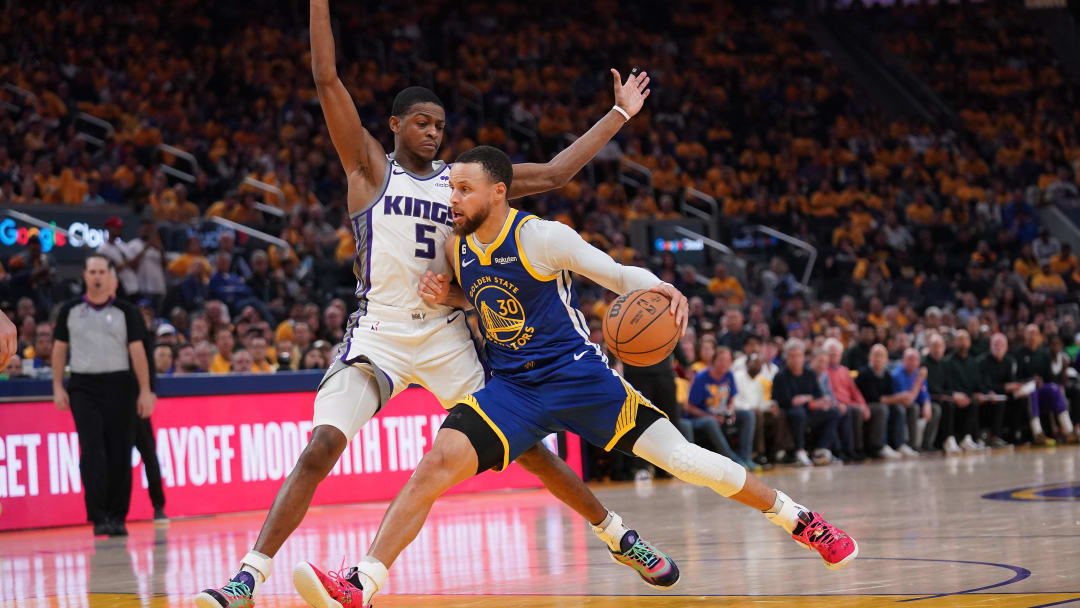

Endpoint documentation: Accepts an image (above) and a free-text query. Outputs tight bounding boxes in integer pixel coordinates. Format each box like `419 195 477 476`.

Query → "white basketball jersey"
349 157 455 317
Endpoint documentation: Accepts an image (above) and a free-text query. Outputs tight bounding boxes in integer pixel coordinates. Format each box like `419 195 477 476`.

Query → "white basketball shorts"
313 304 486 441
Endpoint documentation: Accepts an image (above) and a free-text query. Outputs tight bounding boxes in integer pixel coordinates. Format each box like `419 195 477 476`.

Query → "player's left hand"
418 270 451 305
648 282 687 337
611 68 651 119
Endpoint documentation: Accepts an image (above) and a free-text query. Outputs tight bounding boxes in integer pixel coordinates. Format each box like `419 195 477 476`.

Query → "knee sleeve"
312 364 381 441
631 418 748 497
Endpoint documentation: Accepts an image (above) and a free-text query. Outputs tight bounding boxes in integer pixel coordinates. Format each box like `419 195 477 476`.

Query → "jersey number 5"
415 224 436 259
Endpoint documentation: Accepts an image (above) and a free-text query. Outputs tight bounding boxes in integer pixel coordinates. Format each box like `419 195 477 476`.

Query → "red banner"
0 387 582 531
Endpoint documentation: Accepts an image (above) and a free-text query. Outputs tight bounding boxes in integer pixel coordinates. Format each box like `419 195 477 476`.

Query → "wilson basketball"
602 289 680 367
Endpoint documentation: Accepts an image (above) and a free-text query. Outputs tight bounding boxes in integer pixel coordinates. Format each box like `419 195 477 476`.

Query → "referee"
51 254 156 537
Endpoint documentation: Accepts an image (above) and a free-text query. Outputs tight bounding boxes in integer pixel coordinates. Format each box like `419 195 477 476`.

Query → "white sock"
239 550 272 595
763 490 808 534
1058 411 1074 435
355 556 388 605
1031 418 1045 437
592 510 629 552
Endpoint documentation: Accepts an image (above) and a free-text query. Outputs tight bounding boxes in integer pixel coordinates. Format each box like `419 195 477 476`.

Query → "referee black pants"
68 372 137 525
135 417 166 510
610 370 681 479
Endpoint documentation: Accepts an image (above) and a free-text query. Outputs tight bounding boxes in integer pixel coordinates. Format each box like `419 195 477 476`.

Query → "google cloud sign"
0 218 107 252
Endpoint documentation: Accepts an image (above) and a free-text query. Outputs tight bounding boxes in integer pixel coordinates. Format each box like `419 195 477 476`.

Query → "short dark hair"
392 86 444 117
456 145 513 191
84 253 114 270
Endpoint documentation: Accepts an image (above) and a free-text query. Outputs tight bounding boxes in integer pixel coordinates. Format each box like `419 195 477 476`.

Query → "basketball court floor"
2 446 1078 607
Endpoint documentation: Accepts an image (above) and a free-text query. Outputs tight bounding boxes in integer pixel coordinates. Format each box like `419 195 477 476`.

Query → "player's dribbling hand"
0 312 16 369
418 270 451 305
648 282 688 337
611 68 651 119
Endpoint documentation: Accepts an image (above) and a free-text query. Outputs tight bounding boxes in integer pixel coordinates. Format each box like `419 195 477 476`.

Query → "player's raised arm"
519 219 687 334
310 0 386 186
508 69 650 199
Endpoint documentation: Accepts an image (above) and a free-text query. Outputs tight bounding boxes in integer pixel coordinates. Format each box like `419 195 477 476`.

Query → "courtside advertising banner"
0 388 582 531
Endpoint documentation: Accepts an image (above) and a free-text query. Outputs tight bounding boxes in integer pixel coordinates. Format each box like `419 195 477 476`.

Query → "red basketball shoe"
791 511 858 570
293 562 369 608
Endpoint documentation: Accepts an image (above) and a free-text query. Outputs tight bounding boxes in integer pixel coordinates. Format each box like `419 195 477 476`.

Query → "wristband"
612 105 630 121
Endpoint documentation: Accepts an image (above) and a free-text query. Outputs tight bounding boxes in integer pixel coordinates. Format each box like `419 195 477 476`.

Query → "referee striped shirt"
54 297 145 374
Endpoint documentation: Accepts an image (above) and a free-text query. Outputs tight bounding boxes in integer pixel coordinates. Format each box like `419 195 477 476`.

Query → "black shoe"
108 520 128 537
93 521 110 536
153 507 169 523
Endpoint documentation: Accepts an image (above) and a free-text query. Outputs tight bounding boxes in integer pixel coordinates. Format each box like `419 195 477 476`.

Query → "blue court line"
684 555 1032 602
1028 599 1080 608
877 557 1030 602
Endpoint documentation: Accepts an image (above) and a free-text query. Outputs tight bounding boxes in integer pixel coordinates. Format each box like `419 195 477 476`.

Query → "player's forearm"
508 111 625 199
446 284 472 310
310 0 338 85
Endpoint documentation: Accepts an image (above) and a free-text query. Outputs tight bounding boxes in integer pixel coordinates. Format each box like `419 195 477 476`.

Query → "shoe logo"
447 312 462 324
574 351 588 360
462 258 475 267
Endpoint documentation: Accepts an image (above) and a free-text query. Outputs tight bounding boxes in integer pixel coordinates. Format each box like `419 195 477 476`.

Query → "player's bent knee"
295 427 347 477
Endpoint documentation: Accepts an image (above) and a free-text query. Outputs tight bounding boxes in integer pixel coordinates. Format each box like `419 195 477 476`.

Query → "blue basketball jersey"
455 209 602 381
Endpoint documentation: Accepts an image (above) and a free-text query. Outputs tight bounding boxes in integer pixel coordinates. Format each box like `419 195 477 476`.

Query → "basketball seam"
618 326 681 356
609 291 633 358
619 293 671 345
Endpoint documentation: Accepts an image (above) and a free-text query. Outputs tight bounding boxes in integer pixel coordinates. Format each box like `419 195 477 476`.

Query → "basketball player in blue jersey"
293 146 859 607
195 2 674 606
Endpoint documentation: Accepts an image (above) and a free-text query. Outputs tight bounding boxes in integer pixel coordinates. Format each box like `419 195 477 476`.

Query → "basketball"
602 289 680 367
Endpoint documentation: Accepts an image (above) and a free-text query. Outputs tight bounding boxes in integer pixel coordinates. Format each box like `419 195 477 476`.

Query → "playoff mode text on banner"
0 388 582 531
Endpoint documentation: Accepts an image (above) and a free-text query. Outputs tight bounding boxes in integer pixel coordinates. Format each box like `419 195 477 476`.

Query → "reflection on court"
1 447 1078 607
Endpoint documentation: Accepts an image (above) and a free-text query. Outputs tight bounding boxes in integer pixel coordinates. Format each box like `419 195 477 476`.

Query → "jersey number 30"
415 224 436 259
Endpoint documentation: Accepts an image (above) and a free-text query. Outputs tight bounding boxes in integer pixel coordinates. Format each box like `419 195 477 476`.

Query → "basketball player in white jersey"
195 2 670 606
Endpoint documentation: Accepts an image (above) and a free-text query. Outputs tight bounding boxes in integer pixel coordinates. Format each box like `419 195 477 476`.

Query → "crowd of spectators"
1 1 1079 472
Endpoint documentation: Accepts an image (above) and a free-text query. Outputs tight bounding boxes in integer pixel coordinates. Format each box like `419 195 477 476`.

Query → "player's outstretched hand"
0 312 16 369
611 68 651 119
418 270 451 305
648 282 688 337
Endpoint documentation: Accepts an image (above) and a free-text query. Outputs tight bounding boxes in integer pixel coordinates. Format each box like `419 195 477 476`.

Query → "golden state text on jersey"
455 209 602 380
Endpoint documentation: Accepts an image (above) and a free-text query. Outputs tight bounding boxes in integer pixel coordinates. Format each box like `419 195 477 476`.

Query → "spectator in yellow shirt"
167 235 212 280
608 232 636 265
248 332 276 373
707 262 745 305
808 180 839 217
905 194 936 226
1050 244 1078 276
1030 263 1067 297
209 328 235 374
1013 244 1040 280
832 217 865 248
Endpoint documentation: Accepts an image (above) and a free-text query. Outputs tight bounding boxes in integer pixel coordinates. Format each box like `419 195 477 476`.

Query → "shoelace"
623 540 662 569
221 581 252 599
324 561 360 601
802 516 847 548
